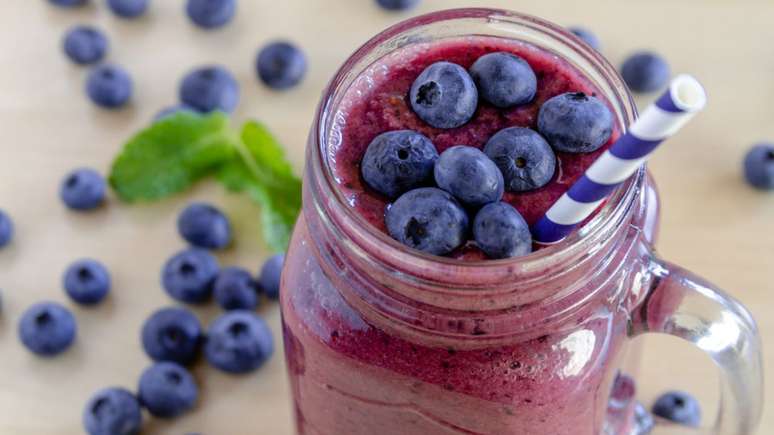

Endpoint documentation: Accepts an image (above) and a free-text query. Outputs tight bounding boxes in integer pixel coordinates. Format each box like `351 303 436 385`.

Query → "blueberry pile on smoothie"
332 37 619 260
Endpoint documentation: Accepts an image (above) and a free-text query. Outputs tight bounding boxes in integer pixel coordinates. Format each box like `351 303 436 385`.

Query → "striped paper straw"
532 74 707 244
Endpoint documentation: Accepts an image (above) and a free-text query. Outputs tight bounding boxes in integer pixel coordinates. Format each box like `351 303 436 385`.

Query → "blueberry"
141 307 202 365
177 202 232 249
63 259 111 305
186 0 236 29
83 387 142 435
107 0 149 18
652 391 701 427
18 302 76 356
214 267 260 311
258 254 284 300
256 41 307 90
375 0 419 11
204 311 274 374
537 92 613 153
743 144 774 190
473 202 532 259
179 65 239 113
484 127 556 192
63 26 108 65
469 52 537 108
86 64 133 109
154 104 199 121
161 248 219 304
385 187 469 256
434 146 504 208
410 62 478 129
0 209 13 248
138 362 198 418
621 52 670 93
48 0 87 7
569 27 601 51
60 168 106 211
361 130 439 198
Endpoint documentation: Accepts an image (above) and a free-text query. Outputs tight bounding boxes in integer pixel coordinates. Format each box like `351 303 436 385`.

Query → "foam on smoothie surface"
329 36 620 259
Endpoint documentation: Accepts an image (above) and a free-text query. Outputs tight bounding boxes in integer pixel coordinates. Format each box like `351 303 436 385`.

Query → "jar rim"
310 7 640 281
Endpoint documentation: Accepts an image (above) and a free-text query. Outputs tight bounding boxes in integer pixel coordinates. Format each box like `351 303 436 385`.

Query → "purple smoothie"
281 34 654 434
281 212 651 434
329 37 621 260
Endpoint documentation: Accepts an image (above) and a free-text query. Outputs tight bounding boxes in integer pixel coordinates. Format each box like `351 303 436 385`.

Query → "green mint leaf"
247 182 299 254
109 112 238 201
217 121 302 252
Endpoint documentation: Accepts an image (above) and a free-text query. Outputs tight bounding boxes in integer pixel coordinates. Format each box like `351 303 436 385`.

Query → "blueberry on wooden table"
138 362 198 418
63 259 111 305
569 27 601 50
743 144 774 190
161 248 219 304
214 267 260 311
256 41 307 90
620 51 671 93
18 302 76 356
204 310 274 374
179 65 240 113
651 391 701 427
177 202 232 250
141 307 203 365
186 0 236 29
375 0 419 11
60 168 106 211
258 253 284 300
0 209 13 248
107 0 149 18
48 0 88 7
63 26 108 65
83 387 142 435
86 64 133 109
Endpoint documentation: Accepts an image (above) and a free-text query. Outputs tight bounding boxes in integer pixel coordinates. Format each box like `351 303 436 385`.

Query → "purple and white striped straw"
532 74 707 244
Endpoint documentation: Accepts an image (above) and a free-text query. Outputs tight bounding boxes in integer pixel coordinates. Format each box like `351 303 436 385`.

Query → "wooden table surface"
1 1 771 434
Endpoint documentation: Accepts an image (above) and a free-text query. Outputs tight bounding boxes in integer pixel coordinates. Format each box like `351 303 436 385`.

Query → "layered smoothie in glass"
280 9 762 435
284 14 645 435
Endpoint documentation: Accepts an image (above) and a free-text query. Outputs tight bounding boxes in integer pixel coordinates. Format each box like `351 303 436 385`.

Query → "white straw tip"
670 74 707 113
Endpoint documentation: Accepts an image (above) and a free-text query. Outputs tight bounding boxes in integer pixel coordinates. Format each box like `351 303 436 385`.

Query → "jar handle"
629 258 763 434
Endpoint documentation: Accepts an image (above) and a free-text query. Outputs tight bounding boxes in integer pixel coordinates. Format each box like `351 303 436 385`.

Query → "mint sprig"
109 112 302 252
217 121 302 252
109 112 239 201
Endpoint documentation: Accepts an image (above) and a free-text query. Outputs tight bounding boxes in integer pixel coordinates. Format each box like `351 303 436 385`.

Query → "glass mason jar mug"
280 9 763 435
